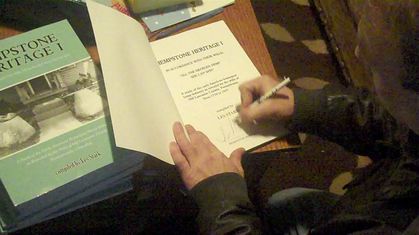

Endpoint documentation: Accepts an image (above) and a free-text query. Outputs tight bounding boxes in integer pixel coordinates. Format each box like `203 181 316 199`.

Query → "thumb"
230 148 245 177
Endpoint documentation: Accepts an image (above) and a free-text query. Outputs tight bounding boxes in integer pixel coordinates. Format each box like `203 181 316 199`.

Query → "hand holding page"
86 1 288 164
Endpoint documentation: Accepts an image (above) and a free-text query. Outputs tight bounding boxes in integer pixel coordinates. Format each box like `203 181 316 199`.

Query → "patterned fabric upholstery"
312 0 373 88
251 0 372 198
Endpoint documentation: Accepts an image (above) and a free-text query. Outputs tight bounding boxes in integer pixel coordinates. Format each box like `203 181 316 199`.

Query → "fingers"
238 75 280 115
239 82 257 107
172 122 195 157
185 124 214 149
185 124 196 136
170 122 246 190
173 122 215 163
185 124 207 145
169 141 190 171
238 76 295 124
239 100 277 123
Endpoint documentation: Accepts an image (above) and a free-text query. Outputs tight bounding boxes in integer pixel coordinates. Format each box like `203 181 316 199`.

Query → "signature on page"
217 118 248 144
214 104 248 144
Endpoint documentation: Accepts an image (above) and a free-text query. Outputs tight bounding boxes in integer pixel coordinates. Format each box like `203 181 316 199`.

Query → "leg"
264 187 339 235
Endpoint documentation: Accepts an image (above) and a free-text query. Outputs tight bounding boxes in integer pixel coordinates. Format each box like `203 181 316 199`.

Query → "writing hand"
238 75 295 124
169 122 245 190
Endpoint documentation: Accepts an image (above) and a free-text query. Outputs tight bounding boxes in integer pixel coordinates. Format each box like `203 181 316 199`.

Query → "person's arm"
169 123 263 234
239 76 390 156
190 173 263 234
288 84 388 156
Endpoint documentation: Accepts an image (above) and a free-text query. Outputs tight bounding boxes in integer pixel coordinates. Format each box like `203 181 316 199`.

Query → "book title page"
152 21 277 154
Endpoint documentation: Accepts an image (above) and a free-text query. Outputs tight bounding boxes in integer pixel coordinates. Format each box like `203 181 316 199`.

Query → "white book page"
87 0 181 164
151 21 281 155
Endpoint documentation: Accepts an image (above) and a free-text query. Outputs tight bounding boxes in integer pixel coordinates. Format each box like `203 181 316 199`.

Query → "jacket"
190 85 419 234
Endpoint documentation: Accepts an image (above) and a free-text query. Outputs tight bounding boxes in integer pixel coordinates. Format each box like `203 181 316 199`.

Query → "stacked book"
0 1 147 233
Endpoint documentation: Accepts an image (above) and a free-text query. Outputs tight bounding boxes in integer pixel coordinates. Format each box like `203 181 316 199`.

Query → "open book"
87 1 287 164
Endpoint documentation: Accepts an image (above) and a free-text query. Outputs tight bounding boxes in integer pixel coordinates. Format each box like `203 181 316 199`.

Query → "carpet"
247 0 364 204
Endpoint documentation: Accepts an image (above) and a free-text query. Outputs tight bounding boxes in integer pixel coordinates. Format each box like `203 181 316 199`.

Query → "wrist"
287 88 327 132
273 87 295 121
190 172 249 208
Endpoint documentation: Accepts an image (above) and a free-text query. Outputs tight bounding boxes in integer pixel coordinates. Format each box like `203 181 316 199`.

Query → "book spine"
0 180 17 231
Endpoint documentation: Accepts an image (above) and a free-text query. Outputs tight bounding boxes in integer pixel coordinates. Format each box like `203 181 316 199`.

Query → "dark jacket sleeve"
288 85 392 156
190 173 263 235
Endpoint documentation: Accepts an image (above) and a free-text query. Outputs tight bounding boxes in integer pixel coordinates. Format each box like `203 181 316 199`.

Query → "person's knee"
265 188 340 233
266 187 340 222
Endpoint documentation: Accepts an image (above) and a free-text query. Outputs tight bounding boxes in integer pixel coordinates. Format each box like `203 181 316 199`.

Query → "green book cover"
0 20 115 207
